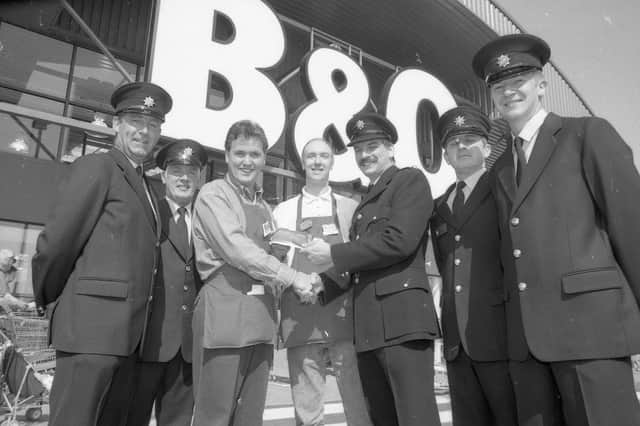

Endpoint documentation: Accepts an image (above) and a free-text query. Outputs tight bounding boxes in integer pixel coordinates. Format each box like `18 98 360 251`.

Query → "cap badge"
143 96 156 108
496 54 511 68
454 115 466 127
181 147 193 160
355 119 365 130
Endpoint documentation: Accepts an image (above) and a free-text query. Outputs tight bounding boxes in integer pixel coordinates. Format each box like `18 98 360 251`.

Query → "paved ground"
2 351 639 425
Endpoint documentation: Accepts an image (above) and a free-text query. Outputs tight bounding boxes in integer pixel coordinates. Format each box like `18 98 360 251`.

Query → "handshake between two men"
290 271 324 304
271 229 337 304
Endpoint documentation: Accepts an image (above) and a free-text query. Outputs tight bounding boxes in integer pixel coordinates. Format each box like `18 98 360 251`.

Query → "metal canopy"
268 0 497 88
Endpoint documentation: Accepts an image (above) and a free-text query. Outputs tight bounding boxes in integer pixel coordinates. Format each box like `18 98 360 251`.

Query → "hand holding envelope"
299 238 333 266
269 230 331 303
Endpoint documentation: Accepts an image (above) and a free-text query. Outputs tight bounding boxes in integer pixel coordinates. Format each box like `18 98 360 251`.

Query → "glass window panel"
0 22 72 98
70 47 136 111
283 176 303 201
0 87 63 160
0 220 42 300
208 157 227 181
361 57 395 107
207 71 232 110
263 156 286 205
60 104 113 162
212 11 234 43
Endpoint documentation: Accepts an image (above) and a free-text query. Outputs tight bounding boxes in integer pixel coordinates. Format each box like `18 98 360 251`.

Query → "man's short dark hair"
224 120 268 152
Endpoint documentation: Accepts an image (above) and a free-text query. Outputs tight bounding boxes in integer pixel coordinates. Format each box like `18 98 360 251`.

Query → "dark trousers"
510 356 640 426
126 353 193 426
446 349 517 426
50 350 137 426
356 340 441 426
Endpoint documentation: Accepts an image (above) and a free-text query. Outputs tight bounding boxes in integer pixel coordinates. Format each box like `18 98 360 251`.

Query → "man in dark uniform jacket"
126 140 206 426
431 105 517 426
302 112 441 426
32 82 172 426
473 34 640 426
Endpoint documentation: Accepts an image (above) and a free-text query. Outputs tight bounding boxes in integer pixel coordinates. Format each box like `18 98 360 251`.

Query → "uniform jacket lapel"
359 165 398 207
456 173 491 228
495 141 517 205
349 166 398 241
512 113 562 213
109 149 157 232
435 174 491 230
434 183 456 228
159 198 192 262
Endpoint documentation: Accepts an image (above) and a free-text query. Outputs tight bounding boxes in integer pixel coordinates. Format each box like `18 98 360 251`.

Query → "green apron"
279 195 352 348
199 198 277 348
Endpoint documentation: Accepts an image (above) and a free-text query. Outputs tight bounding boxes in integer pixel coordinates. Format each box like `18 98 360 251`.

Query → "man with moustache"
431 105 517 426
191 120 318 425
32 82 171 426
272 138 371 426
126 140 207 426
302 112 441 426
473 34 640 425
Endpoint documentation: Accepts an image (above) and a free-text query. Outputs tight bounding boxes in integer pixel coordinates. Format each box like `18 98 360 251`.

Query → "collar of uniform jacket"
372 165 398 189
446 167 486 209
513 108 549 162
165 196 193 223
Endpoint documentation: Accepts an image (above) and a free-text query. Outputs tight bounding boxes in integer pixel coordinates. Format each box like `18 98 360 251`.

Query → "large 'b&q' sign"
152 0 456 191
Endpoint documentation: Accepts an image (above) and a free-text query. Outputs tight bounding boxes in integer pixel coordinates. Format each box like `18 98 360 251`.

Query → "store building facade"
0 0 591 295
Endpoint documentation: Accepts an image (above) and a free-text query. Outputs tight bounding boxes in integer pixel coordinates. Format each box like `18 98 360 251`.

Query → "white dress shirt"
273 186 343 266
165 196 192 242
273 186 333 231
446 167 486 209
513 108 549 170
125 156 158 222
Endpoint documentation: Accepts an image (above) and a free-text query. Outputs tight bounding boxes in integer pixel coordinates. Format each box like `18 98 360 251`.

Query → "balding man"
273 138 371 426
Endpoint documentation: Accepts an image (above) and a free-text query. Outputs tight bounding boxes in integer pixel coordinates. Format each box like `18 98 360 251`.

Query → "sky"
497 0 640 165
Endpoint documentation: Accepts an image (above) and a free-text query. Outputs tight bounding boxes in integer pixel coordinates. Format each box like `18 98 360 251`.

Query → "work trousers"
287 340 372 426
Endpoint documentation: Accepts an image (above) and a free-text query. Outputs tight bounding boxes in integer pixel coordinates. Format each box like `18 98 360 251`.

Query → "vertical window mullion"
57 45 78 161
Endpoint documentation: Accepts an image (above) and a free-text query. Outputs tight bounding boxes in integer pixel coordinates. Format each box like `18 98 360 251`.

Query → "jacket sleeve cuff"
318 272 349 305
329 242 350 275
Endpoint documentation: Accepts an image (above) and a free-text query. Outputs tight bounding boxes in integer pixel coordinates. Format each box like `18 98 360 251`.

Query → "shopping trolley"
0 312 54 424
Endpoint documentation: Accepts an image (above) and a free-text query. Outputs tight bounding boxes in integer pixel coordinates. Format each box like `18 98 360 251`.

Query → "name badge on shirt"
299 219 313 232
247 284 265 295
322 223 339 236
262 221 275 238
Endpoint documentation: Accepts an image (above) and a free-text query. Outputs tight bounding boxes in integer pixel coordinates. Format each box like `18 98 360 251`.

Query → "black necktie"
135 165 143 177
452 181 466 221
175 207 190 258
514 137 527 186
